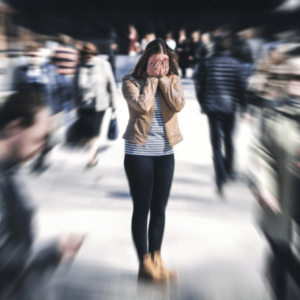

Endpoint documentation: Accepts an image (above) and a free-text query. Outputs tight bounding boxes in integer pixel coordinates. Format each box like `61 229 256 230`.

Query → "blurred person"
14 42 45 94
51 34 79 119
122 38 185 282
52 34 78 76
73 43 118 168
231 33 254 92
165 32 176 50
108 42 119 82
107 29 120 83
141 32 156 52
193 30 221 80
194 33 246 195
248 47 290 101
0 91 83 300
189 30 202 67
176 28 190 78
196 28 222 62
14 42 72 173
128 25 141 56
244 27 266 65
248 53 300 299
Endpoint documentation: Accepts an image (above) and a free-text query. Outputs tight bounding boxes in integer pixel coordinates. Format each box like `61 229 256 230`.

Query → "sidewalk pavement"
22 79 271 300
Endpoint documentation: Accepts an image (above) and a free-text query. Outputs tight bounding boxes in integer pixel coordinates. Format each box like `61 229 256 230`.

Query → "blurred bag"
107 111 118 140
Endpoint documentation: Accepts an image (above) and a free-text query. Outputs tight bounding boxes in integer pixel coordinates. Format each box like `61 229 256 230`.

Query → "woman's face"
147 52 170 77
147 53 169 69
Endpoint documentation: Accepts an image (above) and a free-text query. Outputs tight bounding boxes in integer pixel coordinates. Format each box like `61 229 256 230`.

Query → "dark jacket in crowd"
189 41 202 67
0 162 61 298
194 50 246 114
176 39 191 67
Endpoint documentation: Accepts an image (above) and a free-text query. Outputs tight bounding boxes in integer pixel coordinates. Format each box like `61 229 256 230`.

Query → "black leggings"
124 154 175 262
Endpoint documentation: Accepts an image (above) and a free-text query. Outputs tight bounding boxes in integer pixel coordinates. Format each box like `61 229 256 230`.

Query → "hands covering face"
147 54 169 77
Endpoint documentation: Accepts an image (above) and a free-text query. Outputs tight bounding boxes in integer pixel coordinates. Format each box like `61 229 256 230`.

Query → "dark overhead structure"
6 0 286 38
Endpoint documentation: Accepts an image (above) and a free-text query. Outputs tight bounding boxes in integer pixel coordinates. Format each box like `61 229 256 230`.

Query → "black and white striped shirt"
125 93 174 156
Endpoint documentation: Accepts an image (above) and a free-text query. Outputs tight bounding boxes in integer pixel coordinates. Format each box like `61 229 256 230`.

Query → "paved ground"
22 78 272 300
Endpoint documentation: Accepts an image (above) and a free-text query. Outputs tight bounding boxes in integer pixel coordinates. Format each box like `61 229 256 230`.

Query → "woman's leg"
124 154 154 262
87 110 106 166
87 137 99 164
148 154 175 255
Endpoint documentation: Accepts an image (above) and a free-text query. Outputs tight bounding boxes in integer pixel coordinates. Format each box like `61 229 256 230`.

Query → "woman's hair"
131 38 179 79
80 42 98 60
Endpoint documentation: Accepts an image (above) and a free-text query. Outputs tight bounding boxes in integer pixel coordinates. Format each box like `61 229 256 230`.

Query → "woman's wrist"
147 76 159 81
158 76 169 83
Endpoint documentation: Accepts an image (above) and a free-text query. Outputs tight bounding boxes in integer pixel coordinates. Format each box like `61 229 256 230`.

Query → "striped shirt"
125 93 174 156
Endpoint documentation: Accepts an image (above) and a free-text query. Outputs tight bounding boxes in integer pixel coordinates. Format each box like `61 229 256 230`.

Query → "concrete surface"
22 78 273 300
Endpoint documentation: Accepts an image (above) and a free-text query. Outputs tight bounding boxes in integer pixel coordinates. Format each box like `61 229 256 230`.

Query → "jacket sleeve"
158 76 185 112
122 76 158 113
194 60 206 113
106 63 118 109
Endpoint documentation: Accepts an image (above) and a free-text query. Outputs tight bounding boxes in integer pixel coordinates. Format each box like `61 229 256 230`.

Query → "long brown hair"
131 38 179 79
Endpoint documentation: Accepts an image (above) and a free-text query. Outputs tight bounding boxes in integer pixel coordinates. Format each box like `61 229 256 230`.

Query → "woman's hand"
159 58 169 77
147 57 162 77
147 54 169 77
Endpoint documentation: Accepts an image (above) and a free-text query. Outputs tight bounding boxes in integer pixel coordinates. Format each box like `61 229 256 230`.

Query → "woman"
74 43 118 167
128 25 141 56
122 39 185 282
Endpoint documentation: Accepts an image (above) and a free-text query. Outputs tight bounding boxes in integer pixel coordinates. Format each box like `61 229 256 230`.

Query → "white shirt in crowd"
166 39 176 50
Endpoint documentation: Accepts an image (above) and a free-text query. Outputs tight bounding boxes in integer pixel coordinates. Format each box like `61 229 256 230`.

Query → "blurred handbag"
107 111 118 140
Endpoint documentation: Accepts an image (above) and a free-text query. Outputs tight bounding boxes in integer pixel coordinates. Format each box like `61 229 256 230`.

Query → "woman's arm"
122 76 158 113
158 76 185 112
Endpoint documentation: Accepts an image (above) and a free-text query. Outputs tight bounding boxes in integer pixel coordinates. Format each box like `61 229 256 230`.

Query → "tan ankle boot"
138 253 169 282
153 251 178 281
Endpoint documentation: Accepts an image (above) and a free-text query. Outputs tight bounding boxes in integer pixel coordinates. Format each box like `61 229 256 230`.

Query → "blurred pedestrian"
165 32 176 50
141 33 156 52
14 42 45 94
107 29 120 83
189 30 202 68
108 42 119 82
231 33 254 88
248 53 300 299
128 25 141 56
194 33 246 195
52 34 78 116
14 42 71 173
122 38 185 282
0 91 84 300
73 43 118 168
243 27 266 65
176 29 190 78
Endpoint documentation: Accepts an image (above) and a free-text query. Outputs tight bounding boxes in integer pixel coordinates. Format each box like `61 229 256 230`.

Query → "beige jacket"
74 57 118 111
122 74 185 147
